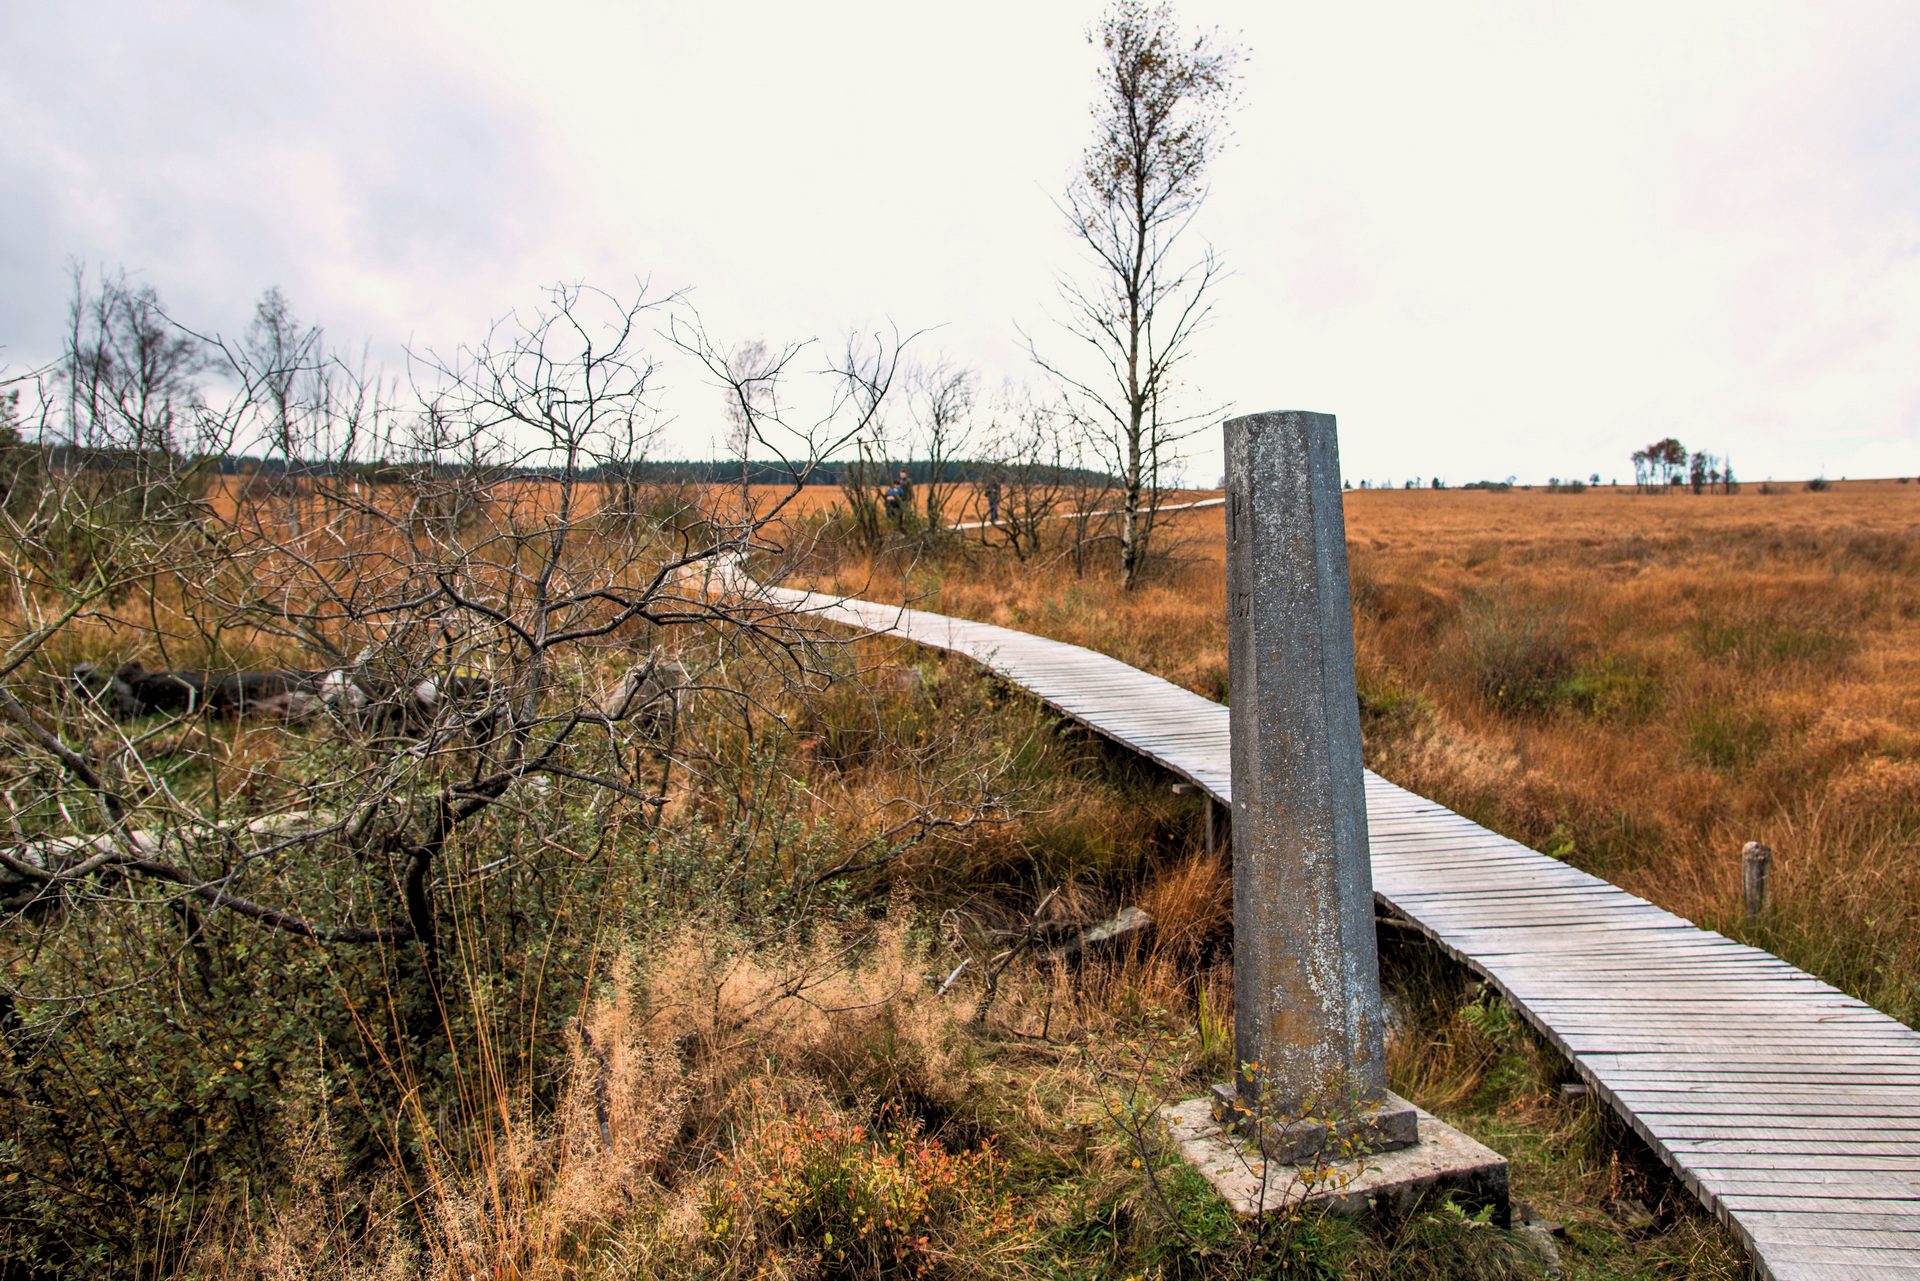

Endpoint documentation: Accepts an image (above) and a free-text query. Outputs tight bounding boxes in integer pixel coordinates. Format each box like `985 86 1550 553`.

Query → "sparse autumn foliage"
1032 0 1240 590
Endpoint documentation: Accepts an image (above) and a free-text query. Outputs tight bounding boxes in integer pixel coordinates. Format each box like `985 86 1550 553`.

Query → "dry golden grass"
186 901 1247 1281
6 476 1766 1277
796 480 1920 1024
164 618 1742 1281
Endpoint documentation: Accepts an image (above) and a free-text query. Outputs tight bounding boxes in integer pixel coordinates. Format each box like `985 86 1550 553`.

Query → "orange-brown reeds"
791 481 1920 1025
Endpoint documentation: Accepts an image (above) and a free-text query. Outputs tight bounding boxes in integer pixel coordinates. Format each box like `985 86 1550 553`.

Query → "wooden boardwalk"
948 495 1225 533
760 579 1920 1281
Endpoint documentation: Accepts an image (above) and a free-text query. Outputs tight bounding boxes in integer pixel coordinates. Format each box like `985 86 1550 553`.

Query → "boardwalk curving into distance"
755 575 1920 1281
948 495 1225 533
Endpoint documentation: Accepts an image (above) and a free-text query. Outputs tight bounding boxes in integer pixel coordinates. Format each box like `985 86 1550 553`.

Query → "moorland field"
802 479 1920 1027
15 462 1903 1279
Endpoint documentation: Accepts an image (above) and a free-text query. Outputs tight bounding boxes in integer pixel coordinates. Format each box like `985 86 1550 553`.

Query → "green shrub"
705 1111 1024 1277
1440 598 1578 716
1372 1201 1540 1281
1686 704 1771 770
1557 655 1662 723
1 806 617 1275
1691 609 1852 668
1358 670 1437 736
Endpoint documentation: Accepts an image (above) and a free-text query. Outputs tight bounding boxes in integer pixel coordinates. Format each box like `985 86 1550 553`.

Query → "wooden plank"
1583 1050 1920 1066
1753 1258 1920 1281
1716 1194 1920 1216
1755 1226 1920 1245
1688 1156 1920 1174
1627 1114 1920 1131
1563 1037 1920 1053
1616 1098 1920 1117
1651 1124 1920 1142
1668 1141 1920 1159
1559 1025 1907 1040
1595 1071 1920 1087
1751 1221 1920 1236
1531 1006 1880 1019
1608 1088 1920 1106
1695 1172 1920 1195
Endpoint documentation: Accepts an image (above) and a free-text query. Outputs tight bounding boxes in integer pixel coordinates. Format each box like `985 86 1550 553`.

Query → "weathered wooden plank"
1435 922 1737 939
1688 1155 1920 1174
1548 1020 1906 1036
1617 1100 1920 1119
1595 1071 1920 1087
1716 1194 1920 1216
1743 1221 1920 1236
1563 1037 1920 1053
1634 1114 1920 1132
1755 1257 1920 1281
1654 1125 1920 1143
1609 1087 1920 1106
1513 972 1827 985
1403 898 1680 914
1668 1141 1920 1159
1532 1007 1881 1020
1583 1050 1920 1065
1695 1172 1920 1195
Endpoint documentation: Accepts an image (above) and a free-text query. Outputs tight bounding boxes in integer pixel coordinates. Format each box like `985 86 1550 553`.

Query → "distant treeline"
186 455 1119 489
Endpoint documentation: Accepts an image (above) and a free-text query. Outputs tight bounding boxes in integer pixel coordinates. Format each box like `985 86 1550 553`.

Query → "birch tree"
1031 0 1240 588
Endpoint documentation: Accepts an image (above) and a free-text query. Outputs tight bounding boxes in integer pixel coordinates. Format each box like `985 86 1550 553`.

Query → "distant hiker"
983 477 1002 524
895 471 914 515
882 481 902 521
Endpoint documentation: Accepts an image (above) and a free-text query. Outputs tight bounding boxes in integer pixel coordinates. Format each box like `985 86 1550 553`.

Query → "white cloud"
2 0 1915 482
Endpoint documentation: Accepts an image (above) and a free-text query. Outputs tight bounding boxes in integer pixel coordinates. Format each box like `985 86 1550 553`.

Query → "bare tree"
3 285 932 972
0 282 1036 1268
838 430 892 548
980 390 1077 561
674 319 913 554
722 336 776 526
1029 0 1240 588
238 287 327 527
58 264 216 522
907 358 974 531
971 385 1127 577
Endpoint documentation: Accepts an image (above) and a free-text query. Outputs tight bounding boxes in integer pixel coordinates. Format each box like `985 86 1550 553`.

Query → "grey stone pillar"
1216 410 1414 1160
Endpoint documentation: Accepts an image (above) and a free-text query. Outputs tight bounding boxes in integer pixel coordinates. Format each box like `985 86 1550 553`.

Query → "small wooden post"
1742 841 1774 921
1204 798 1224 858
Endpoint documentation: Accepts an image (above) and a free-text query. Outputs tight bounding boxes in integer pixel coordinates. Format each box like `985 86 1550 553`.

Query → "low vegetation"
799 481 1920 1028
2 271 1790 1277
1 464 1753 1276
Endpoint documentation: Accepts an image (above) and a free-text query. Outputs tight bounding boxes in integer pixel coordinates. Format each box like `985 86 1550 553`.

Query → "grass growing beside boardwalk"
14 474 1860 1276
792 482 1920 1028
137 645 1739 1278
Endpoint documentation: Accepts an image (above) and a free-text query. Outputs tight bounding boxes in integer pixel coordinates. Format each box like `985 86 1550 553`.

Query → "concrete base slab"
1164 1095 1510 1227
1210 1082 1420 1163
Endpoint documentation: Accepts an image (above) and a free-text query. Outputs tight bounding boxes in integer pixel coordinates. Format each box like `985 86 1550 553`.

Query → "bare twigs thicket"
975 391 1076 561
907 359 974 532
1029 0 1240 589
8 281 848 953
964 386 1123 578
0 278 1035 1271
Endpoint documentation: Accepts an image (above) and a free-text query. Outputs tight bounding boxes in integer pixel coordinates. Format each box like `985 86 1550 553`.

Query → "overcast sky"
4 1 1916 484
